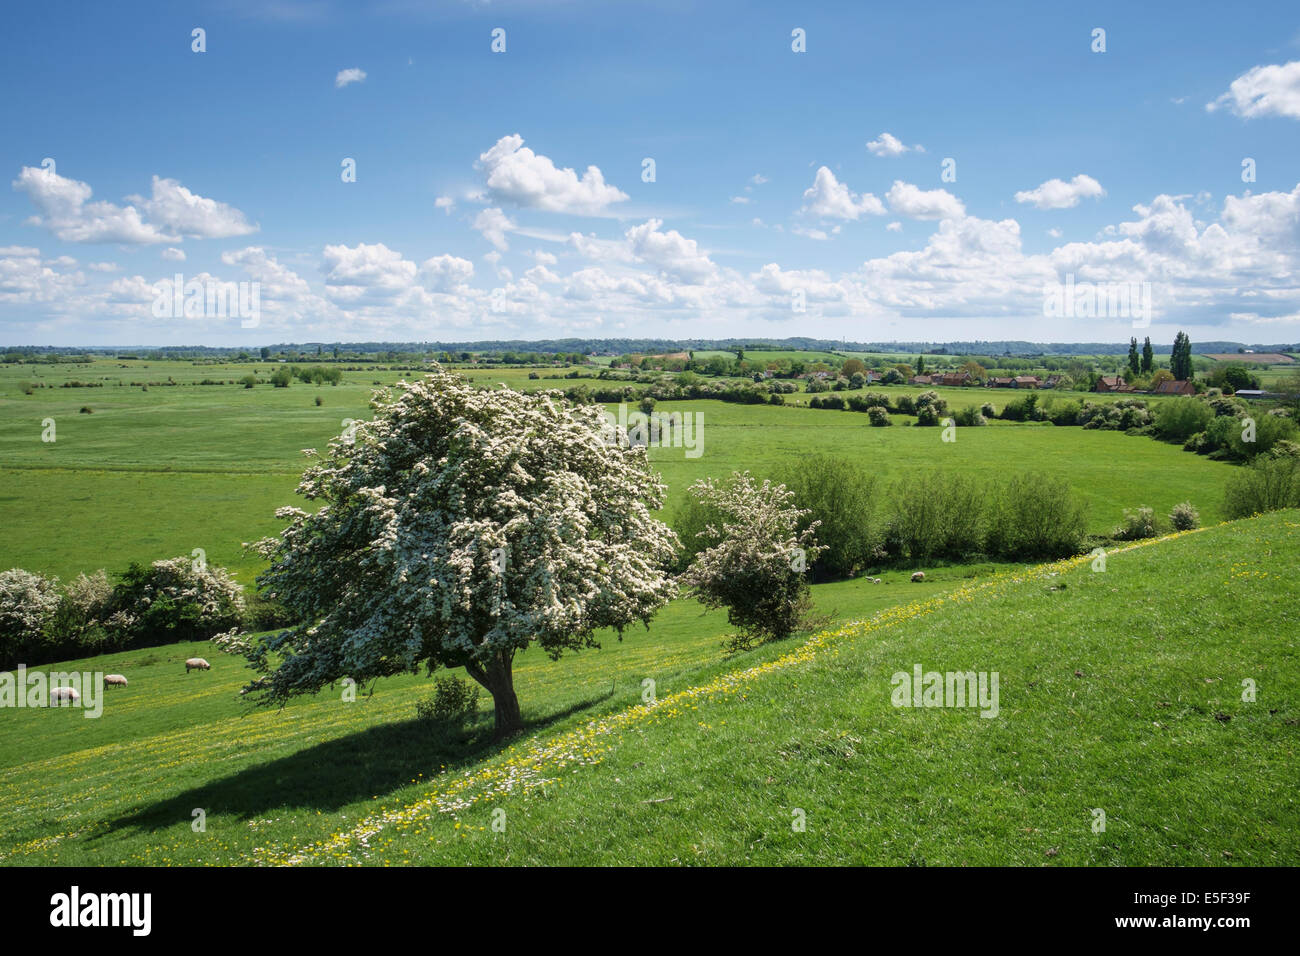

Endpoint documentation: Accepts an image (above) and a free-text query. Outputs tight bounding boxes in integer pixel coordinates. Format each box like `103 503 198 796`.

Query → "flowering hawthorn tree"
237 369 679 740
680 471 824 647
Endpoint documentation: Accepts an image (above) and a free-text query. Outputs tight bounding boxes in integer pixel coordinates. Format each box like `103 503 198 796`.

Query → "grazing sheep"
104 674 128 687
49 686 80 704
185 658 211 673
911 571 925 582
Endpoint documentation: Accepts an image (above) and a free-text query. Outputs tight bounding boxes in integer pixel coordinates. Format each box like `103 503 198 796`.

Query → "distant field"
0 358 1243 584
1202 352 1295 364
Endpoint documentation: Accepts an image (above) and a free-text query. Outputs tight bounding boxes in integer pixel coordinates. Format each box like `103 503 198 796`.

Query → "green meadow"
0 359 1240 583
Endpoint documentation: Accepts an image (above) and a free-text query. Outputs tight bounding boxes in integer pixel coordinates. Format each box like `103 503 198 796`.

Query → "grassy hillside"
2 513 1295 865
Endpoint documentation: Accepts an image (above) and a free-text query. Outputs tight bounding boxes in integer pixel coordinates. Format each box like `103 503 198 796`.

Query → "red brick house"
1095 375 1127 392
1013 375 1040 389
1153 379 1196 396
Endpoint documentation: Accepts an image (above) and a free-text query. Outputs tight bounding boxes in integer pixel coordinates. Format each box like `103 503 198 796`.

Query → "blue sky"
3 0 1300 345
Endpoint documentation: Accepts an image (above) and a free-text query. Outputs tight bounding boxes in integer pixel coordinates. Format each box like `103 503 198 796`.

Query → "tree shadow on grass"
99 691 612 837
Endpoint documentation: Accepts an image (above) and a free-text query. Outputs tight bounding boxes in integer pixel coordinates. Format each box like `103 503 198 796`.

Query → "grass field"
3 513 1295 865
0 361 1240 582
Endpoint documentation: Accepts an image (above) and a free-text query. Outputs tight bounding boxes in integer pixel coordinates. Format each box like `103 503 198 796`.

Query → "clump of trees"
0 559 246 670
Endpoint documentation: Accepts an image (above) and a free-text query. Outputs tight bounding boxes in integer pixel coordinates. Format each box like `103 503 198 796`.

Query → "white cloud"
1208 60 1300 119
866 132 921 157
886 181 965 220
478 134 628 215
435 195 455 214
12 167 256 244
1014 174 1106 210
335 68 367 88
162 247 186 261
420 254 475 291
730 196 752 204
321 242 418 302
625 219 716 282
473 207 516 251
13 166 171 244
750 174 769 185
801 166 886 220
132 176 257 239
793 226 831 240
886 221 903 232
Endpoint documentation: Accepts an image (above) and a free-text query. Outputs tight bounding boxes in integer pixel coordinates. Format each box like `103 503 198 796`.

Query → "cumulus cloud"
866 132 921 157
478 134 628 215
1014 174 1106 210
473 207 517 251
12 167 256 244
625 219 716 282
419 253 474 291
335 68 367 88
801 166 886 220
435 195 455 214
12 166 171 244
1208 60 1300 119
885 181 965 220
162 247 186 261
321 242 418 302
132 176 257 238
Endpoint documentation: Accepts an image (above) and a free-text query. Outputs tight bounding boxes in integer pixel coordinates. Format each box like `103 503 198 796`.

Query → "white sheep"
104 674 128 687
49 686 80 705
185 658 211 673
911 571 926 582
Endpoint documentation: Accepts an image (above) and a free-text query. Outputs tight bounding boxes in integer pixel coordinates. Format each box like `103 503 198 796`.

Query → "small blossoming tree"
237 369 679 740
680 471 824 648
0 569 61 668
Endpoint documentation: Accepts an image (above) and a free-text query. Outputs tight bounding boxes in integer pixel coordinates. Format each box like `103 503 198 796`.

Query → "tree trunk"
466 651 523 742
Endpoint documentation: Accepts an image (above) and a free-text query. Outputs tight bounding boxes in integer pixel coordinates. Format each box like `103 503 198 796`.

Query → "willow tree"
235 369 679 739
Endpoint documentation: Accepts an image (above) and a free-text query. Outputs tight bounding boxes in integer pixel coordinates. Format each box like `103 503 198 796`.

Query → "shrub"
0 569 61 669
951 405 986 427
1043 399 1081 427
1000 393 1040 421
416 675 480 727
1153 396 1212 442
314 396 323 406
1223 456 1300 518
1113 506 1158 541
243 592 296 631
107 557 245 648
894 394 916 415
984 473 1088 559
240 374 258 388
777 455 882 581
867 405 891 427
915 404 940 426
270 368 292 388
1169 501 1200 531
980 402 996 419
79 406 92 414
886 472 986 561
680 471 825 647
